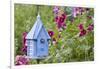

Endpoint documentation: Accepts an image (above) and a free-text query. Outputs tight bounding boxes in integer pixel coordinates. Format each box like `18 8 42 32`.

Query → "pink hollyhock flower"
78 24 87 37
87 24 94 31
78 24 84 31
22 32 27 47
48 30 54 37
21 46 27 55
79 29 87 37
15 55 30 65
22 32 27 55
55 13 67 30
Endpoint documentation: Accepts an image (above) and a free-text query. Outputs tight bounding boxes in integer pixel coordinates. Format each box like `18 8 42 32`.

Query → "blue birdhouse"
25 14 51 59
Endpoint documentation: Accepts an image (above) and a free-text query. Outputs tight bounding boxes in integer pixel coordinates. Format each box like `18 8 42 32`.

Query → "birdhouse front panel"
36 27 49 57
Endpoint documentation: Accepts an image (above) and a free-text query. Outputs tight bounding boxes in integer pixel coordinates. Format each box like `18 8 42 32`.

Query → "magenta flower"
22 32 27 47
15 55 30 65
87 24 94 32
48 30 54 37
55 13 67 30
79 29 87 37
21 46 27 55
22 32 27 55
78 23 87 37
78 24 84 31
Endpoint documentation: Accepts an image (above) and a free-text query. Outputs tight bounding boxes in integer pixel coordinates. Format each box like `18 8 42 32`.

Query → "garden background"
14 4 94 65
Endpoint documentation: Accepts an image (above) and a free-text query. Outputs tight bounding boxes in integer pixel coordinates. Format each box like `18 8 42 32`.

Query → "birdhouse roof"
26 14 51 40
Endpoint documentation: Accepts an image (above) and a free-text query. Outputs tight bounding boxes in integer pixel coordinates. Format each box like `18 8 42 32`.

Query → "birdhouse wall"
36 27 49 57
26 39 37 58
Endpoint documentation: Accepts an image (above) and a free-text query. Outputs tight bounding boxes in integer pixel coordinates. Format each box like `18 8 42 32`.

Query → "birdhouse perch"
25 14 51 59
